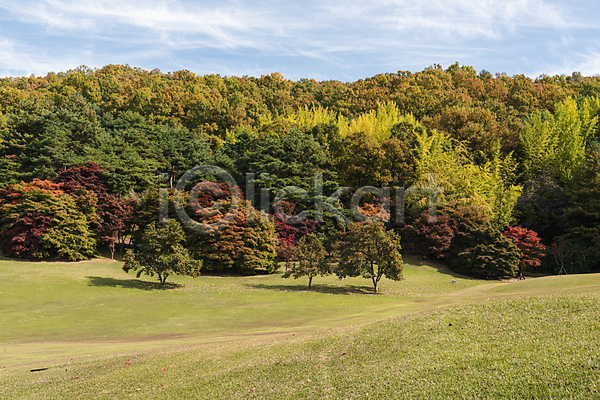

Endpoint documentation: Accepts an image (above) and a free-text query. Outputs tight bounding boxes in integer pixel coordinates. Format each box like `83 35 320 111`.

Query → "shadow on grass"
244 282 377 295
85 276 182 291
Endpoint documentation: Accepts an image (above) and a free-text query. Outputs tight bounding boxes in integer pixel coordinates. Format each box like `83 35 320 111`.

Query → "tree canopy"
0 63 599 279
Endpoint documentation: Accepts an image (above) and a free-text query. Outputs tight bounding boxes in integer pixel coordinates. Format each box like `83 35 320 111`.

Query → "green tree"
283 233 331 288
521 97 599 182
16 93 107 180
123 219 201 285
513 169 568 243
426 106 519 163
247 128 338 196
334 131 415 189
562 144 600 272
337 222 403 292
410 128 521 228
449 220 522 279
97 112 165 193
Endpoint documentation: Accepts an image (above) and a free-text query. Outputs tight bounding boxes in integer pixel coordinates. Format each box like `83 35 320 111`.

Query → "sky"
0 0 598 82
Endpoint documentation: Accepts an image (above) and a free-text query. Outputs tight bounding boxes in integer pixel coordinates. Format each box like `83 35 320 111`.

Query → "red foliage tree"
96 194 136 252
0 180 98 260
56 163 135 250
272 200 318 268
403 211 458 259
55 163 108 197
0 212 53 258
190 181 234 210
0 180 62 258
186 198 279 274
0 179 64 201
272 200 318 244
276 239 297 272
503 226 546 279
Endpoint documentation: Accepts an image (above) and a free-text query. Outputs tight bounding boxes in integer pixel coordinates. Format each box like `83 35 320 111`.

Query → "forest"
1 62 599 280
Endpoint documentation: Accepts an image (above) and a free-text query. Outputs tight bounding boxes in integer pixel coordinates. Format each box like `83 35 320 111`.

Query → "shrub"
448 222 522 279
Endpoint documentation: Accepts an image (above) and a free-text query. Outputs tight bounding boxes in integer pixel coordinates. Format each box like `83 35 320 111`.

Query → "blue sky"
0 0 598 81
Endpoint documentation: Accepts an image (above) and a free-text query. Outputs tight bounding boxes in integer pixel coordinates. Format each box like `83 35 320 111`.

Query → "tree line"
0 63 598 285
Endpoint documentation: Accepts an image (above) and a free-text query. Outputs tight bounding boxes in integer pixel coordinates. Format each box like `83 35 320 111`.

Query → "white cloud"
537 48 600 78
0 39 74 77
0 0 598 79
2 0 574 52
0 0 281 50
319 0 572 40
573 53 600 77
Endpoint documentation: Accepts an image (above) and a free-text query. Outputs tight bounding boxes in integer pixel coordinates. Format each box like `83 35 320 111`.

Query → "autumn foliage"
0 180 97 260
0 64 598 279
503 226 546 279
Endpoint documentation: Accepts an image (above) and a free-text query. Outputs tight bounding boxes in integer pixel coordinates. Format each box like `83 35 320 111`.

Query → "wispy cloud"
0 0 598 79
573 52 600 77
536 46 600 78
0 38 84 77
319 0 572 39
0 0 280 49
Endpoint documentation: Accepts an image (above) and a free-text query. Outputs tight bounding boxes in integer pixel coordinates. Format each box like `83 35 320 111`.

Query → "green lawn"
1 257 599 398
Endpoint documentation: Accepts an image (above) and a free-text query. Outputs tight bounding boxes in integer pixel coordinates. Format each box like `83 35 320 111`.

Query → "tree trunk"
519 265 524 280
308 276 313 288
118 232 126 253
371 261 378 292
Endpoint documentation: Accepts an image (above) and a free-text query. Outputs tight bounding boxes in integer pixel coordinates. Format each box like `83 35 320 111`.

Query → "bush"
448 221 521 279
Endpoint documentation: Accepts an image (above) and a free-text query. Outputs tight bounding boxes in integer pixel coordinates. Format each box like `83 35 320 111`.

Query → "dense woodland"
1 63 599 280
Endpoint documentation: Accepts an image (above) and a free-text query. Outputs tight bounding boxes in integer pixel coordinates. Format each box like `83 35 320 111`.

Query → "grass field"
1 256 600 398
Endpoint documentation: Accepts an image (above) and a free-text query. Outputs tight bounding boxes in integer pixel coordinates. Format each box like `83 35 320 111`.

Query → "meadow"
1 257 600 399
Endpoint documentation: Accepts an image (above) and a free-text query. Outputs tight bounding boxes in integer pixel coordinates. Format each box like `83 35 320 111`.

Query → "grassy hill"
1 257 599 398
